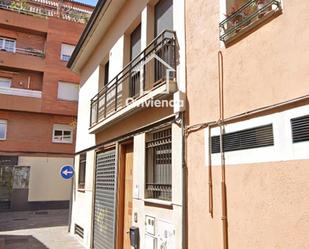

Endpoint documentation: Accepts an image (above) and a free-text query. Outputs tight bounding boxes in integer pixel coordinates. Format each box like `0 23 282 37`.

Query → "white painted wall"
132 123 183 249
173 0 186 113
70 150 96 248
75 66 99 152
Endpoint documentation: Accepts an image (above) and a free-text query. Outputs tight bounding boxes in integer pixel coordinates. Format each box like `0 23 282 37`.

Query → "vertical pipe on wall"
218 51 228 249
208 126 214 217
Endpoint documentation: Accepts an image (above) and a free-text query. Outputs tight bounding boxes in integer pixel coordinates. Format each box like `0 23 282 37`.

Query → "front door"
122 143 133 249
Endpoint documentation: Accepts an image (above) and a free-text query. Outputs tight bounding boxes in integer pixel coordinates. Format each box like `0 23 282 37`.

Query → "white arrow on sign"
63 169 73 176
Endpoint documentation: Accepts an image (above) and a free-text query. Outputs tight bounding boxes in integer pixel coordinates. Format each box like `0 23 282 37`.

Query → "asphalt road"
0 209 85 249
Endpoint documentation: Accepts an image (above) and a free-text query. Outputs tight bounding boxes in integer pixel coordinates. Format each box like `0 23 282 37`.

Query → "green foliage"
10 0 29 10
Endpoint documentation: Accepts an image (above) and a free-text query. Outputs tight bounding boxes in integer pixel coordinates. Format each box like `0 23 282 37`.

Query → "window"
0 120 7 140
145 127 172 201
211 124 274 153
52 124 73 143
220 0 282 43
291 114 309 143
0 78 11 88
78 153 86 189
155 0 173 36
57 82 79 101
130 24 141 97
60 43 75 62
0 37 16 52
104 61 109 86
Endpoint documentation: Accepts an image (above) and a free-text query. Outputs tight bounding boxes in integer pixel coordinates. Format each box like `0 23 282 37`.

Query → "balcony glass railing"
219 0 281 42
90 30 177 127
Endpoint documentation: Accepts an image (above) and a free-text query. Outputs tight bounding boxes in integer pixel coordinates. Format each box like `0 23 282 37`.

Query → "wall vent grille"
291 114 309 143
74 224 84 239
211 124 274 153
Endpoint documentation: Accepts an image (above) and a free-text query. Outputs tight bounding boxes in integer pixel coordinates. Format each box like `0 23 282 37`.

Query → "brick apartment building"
0 0 93 210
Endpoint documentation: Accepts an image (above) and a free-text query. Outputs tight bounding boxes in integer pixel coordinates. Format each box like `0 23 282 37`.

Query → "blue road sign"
60 165 74 180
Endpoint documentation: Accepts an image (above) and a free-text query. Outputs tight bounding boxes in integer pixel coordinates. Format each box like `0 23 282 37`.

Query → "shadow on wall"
0 235 49 249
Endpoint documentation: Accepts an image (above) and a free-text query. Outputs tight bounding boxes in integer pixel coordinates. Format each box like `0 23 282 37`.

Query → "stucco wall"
18 156 73 202
185 0 309 248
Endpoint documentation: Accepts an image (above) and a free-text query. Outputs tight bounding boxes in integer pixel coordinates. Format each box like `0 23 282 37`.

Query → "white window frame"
0 120 7 141
57 81 79 101
60 43 75 62
0 77 12 88
0 37 16 53
52 124 73 144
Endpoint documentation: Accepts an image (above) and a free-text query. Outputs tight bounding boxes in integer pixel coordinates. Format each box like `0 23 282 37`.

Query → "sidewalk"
0 209 85 249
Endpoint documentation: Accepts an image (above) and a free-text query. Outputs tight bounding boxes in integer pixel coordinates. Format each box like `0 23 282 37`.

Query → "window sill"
77 188 86 193
143 198 173 208
52 141 73 144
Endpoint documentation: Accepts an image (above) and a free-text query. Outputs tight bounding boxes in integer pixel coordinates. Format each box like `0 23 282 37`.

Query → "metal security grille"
74 224 84 239
211 124 274 153
146 127 172 201
291 114 309 143
93 150 117 249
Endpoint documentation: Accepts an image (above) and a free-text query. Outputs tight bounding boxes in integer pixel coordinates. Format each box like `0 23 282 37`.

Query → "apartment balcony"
219 0 282 45
0 48 45 72
89 30 177 133
0 87 42 112
0 0 91 24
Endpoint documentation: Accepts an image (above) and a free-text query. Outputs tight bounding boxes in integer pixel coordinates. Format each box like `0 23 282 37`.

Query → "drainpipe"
218 51 228 249
180 111 187 249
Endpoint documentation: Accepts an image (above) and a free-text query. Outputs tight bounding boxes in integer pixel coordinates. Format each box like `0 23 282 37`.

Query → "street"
0 209 84 249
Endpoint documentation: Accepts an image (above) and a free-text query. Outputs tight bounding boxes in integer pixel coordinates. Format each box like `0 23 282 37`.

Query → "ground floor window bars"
146 127 172 201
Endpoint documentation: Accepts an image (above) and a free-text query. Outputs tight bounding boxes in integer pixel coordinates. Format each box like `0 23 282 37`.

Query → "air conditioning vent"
211 124 274 153
74 224 84 239
291 114 309 143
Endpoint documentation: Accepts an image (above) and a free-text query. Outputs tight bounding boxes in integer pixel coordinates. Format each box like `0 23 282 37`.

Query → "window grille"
146 127 172 201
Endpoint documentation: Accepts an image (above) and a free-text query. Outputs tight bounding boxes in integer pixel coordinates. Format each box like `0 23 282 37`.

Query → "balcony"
0 48 45 72
219 0 282 44
0 87 42 98
90 30 177 133
0 0 91 24
15 48 44 58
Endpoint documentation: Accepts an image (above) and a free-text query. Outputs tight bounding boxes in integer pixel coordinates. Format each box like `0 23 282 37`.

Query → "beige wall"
186 0 309 124
19 156 73 201
186 0 309 248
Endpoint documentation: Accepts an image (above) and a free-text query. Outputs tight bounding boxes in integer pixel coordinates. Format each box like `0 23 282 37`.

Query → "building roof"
67 0 107 69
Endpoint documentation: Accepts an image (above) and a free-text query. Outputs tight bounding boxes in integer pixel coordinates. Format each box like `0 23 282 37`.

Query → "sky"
75 0 98 7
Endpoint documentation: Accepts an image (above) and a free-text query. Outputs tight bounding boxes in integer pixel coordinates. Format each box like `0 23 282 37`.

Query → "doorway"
117 142 134 249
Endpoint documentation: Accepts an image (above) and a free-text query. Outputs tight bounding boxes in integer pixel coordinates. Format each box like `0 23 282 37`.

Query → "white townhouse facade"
68 0 186 249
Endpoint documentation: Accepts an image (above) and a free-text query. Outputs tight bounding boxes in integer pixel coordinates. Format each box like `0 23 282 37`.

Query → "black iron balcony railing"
219 0 281 42
90 30 177 128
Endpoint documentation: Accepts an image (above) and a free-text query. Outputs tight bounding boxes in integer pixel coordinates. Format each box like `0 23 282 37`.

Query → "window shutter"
58 82 79 101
